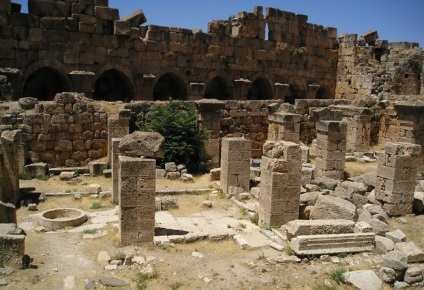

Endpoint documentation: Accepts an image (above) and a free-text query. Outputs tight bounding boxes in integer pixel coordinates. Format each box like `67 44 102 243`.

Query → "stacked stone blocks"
376 142 421 216
118 156 155 245
259 141 301 227
315 120 347 180
268 112 300 142
220 137 251 195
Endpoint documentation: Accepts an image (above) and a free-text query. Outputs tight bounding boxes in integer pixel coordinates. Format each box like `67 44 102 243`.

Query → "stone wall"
336 32 423 101
0 93 109 167
0 1 337 102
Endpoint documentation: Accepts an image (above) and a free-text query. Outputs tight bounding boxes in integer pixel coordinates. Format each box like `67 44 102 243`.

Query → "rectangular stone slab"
291 232 375 255
286 219 355 241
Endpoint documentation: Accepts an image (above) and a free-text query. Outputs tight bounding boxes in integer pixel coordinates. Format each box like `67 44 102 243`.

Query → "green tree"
141 101 208 168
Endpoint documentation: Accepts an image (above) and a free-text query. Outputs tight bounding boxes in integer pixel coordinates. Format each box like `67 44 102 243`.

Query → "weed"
337 252 347 259
239 207 247 215
250 212 259 225
90 202 102 209
284 246 295 256
64 189 71 193
261 268 268 273
238 222 246 229
206 53 214 60
83 229 98 235
114 249 125 260
217 188 226 199
19 173 33 180
219 55 227 62
165 51 175 58
260 223 273 231
169 282 183 290
194 190 204 196
330 267 346 284
136 273 150 290
36 174 51 181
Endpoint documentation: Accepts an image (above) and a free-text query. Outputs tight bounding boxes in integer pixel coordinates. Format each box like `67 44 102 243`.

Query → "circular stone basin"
39 208 88 231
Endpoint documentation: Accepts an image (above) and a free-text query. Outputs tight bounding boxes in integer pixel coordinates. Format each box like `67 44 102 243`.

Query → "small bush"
19 173 33 180
136 274 150 290
239 207 247 215
313 284 336 290
36 174 50 181
284 246 295 256
337 252 347 259
83 229 98 235
90 202 102 209
330 267 346 284
250 212 259 225
139 101 209 169
238 222 246 229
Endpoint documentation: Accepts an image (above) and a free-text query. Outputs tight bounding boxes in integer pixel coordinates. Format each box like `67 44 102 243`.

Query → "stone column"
188 83 205 100
333 105 373 152
268 112 300 142
118 156 156 245
315 121 347 180
0 130 21 205
197 100 225 167
233 79 251 100
307 84 320 99
107 112 130 165
375 142 421 216
220 137 251 194
274 83 289 100
111 138 122 204
259 141 301 227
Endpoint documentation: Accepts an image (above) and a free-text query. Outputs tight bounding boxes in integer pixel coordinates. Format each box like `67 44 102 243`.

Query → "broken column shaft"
375 142 421 216
259 141 301 227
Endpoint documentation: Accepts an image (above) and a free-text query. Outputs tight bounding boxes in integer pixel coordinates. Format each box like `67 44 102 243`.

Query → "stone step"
291 232 375 255
286 219 356 241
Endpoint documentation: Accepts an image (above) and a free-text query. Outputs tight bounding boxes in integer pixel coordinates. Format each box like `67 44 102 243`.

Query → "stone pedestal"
107 117 129 165
315 121 347 180
0 130 21 206
268 112 300 142
259 141 301 227
376 142 421 216
118 156 155 245
220 137 251 194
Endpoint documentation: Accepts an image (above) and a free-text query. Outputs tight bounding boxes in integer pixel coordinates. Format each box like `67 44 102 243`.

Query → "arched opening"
204 76 232 100
285 85 300 104
247 78 272 100
154 73 187 101
23 67 70 100
315 86 332 99
93 69 133 102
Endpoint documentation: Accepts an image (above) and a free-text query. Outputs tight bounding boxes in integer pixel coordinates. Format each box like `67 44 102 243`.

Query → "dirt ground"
2 161 422 290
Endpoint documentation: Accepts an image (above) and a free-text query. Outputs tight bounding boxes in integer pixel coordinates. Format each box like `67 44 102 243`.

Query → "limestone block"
0 202 16 224
369 218 389 236
310 195 356 221
114 20 130 36
354 221 372 233
118 132 164 158
88 161 108 177
362 30 379 45
395 242 424 263
299 191 319 206
344 270 382 290
0 0 11 12
385 229 406 244
0 224 25 266
334 181 367 199
24 163 48 178
28 0 70 17
375 236 395 254
285 219 355 241
94 6 119 21
291 233 375 255
404 267 423 284
378 267 397 283
165 162 177 172
122 9 147 26
383 250 408 271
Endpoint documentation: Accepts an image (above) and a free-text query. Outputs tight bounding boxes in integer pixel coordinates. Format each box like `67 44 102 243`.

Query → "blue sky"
14 0 424 46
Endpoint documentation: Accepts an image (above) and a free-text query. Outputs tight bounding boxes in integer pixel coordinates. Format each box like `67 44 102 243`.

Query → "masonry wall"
0 1 337 102
336 33 423 101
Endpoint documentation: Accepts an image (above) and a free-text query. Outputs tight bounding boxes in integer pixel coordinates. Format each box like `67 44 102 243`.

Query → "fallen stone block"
354 221 372 233
369 218 389 236
311 177 339 191
385 229 406 244
404 267 423 284
362 30 379 45
310 195 357 221
383 250 408 271
88 161 108 177
59 172 74 181
378 267 397 283
209 168 220 181
290 232 375 255
285 219 355 241
344 270 382 290
395 242 424 263
118 131 165 158
334 181 367 199
375 235 395 254
299 191 320 206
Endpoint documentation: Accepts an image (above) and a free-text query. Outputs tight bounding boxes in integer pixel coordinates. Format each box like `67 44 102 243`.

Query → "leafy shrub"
19 173 33 180
139 101 208 168
90 202 102 209
36 174 51 181
330 267 346 284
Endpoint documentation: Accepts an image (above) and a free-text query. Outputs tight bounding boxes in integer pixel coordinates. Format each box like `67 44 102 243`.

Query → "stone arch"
247 77 273 100
23 61 72 100
153 71 188 101
93 65 134 102
204 74 233 100
315 85 332 99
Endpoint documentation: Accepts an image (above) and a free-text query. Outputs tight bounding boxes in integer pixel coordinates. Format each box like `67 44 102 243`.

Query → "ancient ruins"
0 0 424 289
